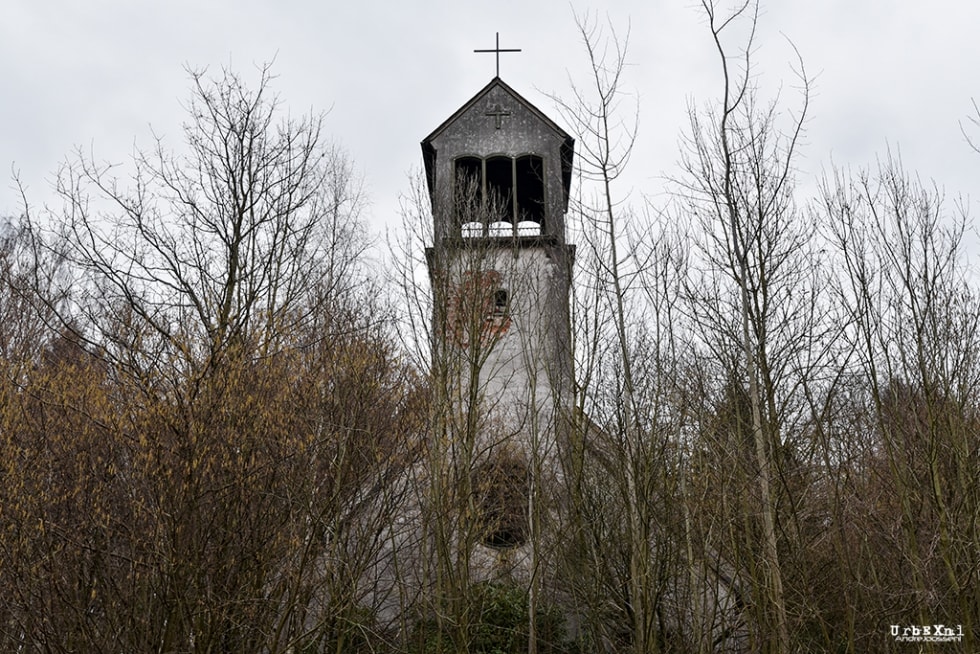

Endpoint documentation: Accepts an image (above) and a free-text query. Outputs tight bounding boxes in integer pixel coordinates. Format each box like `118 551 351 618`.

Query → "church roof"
422 76 572 145
420 76 575 204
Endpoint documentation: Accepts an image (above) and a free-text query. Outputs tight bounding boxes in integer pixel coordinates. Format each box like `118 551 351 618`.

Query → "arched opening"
473 452 530 549
516 155 544 227
454 156 483 225
453 155 546 238
485 156 514 224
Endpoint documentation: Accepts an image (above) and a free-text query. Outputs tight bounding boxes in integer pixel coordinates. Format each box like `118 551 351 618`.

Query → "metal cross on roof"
474 32 521 78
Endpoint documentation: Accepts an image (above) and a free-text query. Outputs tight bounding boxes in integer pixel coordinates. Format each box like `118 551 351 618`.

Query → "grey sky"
3 1 979 235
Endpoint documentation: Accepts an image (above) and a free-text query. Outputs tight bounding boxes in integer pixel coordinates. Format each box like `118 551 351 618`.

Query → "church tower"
422 60 575 570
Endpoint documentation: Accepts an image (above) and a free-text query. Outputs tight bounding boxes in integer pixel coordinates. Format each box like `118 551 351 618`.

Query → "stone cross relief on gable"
485 103 511 129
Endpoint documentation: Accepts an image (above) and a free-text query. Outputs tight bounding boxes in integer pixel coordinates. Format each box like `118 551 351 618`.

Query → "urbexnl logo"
890 624 964 643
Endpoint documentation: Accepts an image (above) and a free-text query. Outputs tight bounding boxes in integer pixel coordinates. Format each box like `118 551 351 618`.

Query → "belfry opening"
454 154 545 237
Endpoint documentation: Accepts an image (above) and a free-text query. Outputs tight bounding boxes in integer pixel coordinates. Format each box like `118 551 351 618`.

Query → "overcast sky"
3 0 979 238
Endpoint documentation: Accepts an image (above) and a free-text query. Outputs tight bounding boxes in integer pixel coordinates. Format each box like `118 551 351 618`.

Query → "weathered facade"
423 76 575 570
361 75 748 652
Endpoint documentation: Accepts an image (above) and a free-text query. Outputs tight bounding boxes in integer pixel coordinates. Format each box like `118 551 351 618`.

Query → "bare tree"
551 13 666 653
672 1 818 650
821 155 980 650
0 64 430 654
42 63 365 382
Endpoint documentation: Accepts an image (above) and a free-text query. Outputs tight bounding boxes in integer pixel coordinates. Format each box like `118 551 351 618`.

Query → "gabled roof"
420 77 575 203
422 76 572 145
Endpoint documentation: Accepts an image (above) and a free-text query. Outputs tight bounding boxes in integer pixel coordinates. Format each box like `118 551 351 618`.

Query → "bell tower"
422 53 575 566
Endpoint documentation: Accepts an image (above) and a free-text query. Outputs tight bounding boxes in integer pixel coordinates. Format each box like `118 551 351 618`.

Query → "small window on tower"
492 289 509 317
